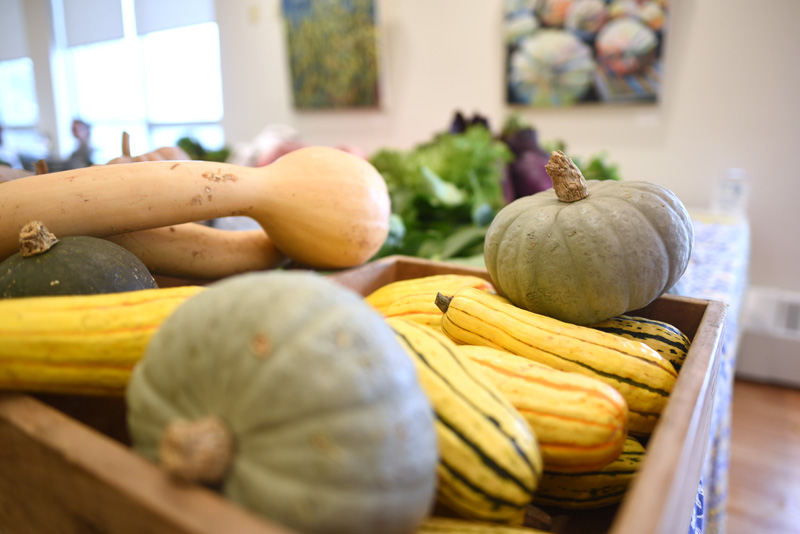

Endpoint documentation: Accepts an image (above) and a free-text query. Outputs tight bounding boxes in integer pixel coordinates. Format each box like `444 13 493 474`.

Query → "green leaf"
420 165 465 207
439 226 488 260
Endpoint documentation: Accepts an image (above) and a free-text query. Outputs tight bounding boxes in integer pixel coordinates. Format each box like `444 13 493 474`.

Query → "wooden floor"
728 379 800 534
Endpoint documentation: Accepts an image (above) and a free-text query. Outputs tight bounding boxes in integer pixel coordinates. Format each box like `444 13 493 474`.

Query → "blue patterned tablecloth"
674 212 751 534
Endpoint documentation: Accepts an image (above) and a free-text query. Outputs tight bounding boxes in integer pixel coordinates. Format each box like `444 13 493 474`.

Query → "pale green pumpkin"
126 271 438 534
484 151 693 325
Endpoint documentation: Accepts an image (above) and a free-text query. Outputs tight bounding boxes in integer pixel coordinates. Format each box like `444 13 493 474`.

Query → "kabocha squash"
0 146 390 270
126 272 438 534
484 151 694 326
436 287 678 436
590 315 691 371
366 274 497 328
387 317 542 524
455 344 628 473
533 436 646 509
0 285 203 395
0 220 157 298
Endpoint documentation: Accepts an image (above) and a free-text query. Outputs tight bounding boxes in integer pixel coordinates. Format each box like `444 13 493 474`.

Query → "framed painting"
282 0 380 110
504 0 668 107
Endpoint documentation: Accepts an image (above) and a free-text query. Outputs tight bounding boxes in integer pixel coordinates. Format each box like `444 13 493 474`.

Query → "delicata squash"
388 317 542 525
435 287 678 436
366 274 496 328
456 344 629 473
0 285 204 395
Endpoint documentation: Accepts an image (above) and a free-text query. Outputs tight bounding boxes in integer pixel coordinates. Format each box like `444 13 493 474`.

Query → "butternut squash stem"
35 159 49 175
545 150 588 203
159 416 235 484
121 131 131 158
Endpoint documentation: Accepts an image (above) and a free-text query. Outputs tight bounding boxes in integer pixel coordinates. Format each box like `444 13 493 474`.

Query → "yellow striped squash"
0 285 204 395
387 317 543 524
533 436 646 509
366 274 496 328
417 517 549 533
589 314 691 371
435 288 678 436
456 345 628 473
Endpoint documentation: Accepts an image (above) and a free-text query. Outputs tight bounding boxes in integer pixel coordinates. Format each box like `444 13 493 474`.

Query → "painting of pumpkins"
504 0 667 106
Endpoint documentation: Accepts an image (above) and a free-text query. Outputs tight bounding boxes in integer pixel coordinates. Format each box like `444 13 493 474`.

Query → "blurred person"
66 118 93 169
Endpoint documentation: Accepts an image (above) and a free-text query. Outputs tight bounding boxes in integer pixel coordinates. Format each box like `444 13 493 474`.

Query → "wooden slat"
610 300 726 534
0 393 292 534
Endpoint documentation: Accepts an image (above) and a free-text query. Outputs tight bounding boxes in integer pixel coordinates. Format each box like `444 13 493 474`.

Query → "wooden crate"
0 255 726 534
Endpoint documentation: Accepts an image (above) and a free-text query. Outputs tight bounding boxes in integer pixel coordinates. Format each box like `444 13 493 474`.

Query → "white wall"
215 0 800 295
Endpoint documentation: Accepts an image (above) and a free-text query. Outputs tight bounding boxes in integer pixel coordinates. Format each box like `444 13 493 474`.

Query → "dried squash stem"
545 151 588 203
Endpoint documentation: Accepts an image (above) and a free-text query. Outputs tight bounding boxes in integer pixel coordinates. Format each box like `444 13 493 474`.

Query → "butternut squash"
106 223 288 279
0 146 391 269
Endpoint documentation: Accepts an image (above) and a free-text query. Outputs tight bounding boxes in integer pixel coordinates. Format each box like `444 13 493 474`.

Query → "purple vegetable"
501 127 552 200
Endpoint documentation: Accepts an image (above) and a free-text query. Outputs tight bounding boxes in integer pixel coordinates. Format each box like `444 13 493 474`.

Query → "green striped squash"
388 317 543 524
589 315 691 371
534 436 646 509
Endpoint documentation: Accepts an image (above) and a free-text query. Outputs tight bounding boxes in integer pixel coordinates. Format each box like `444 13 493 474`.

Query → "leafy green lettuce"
369 126 512 264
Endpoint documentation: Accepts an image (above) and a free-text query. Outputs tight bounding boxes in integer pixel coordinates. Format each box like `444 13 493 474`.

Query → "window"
62 7 224 163
0 57 47 166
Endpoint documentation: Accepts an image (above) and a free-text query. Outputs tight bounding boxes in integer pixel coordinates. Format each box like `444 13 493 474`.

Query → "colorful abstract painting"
504 0 668 107
282 0 380 109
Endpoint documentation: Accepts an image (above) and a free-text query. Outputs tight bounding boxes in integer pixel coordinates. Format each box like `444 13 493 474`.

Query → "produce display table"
0 217 743 534
677 212 751 534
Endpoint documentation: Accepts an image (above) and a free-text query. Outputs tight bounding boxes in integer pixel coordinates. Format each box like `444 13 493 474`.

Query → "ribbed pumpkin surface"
127 271 438 534
484 179 693 325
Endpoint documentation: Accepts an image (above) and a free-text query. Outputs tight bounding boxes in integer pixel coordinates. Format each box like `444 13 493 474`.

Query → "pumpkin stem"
160 416 235 485
19 220 59 258
435 293 452 313
545 151 588 203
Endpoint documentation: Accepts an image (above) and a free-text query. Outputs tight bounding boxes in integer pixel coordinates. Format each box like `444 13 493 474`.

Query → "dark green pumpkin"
484 151 694 325
0 222 157 298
